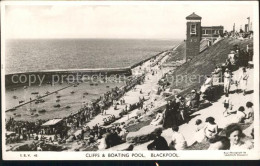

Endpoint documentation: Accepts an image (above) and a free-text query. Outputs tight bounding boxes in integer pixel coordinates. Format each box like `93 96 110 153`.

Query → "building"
201 26 224 41
185 12 202 59
185 12 224 59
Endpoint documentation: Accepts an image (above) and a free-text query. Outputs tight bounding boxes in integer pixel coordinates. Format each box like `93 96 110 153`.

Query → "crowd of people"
146 43 254 151
223 29 253 40
5 72 146 148
6 42 255 151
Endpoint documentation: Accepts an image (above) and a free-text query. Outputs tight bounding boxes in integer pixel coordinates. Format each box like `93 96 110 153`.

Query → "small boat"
19 100 24 104
39 99 45 103
83 92 88 95
13 96 18 99
106 86 110 88
15 114 21 117
56 99 60 102
9 108 16 112
65 106 71 109
31 92 39 95
35 101 39 104
30 108 37 112
70 91 75 94
56 95 61 98
31 113 39 117
38 109 46 113
54 104 61 108
90 83 94 86
94 83 98 86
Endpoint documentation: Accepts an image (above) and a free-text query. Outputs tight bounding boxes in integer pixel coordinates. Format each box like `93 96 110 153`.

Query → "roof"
186 12 202 20
6 131 16 136
202 26 224 29
41 119 62 127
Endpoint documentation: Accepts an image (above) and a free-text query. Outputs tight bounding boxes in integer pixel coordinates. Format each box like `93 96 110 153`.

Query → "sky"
4 2 256 39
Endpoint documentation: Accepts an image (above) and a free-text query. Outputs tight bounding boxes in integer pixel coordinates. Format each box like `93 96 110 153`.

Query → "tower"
186 12 202 59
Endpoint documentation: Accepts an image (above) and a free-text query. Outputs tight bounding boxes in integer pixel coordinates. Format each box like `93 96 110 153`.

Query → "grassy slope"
170 38 253 94
164 41 186 63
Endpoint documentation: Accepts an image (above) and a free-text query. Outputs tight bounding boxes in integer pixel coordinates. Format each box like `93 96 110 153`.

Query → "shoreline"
5 49 171 88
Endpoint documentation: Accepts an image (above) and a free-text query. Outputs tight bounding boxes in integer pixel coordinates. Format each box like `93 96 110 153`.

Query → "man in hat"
190 89 200 109
147 127 169 150
223 68 232 94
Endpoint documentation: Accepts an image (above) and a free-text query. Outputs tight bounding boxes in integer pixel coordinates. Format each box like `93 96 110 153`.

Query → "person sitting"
200 75 213 94
235 106 246 123
150 110 164 126
204 117 218 139
244 102 254 124
225 123 253 150
190 89 200 109
110 128 121 147
118 125 128 142
195 119 204 132
147 128 169 150
194 119 206 143
98 135 107 150
169 125 187 150
208 136 230 150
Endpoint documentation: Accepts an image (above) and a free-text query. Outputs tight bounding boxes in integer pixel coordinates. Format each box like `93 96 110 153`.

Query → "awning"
41 119 63 127
6 131 16 136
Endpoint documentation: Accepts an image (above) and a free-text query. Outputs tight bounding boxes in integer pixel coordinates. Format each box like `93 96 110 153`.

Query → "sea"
5 38 181 74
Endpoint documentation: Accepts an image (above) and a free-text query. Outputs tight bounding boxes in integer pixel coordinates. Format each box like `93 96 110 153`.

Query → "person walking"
223 69 232 94
238 67 249 95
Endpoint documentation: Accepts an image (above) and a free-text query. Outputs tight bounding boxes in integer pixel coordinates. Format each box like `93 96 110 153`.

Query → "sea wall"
5 50 168 88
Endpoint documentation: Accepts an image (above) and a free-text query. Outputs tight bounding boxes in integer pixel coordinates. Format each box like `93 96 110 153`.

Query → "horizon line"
5 37 185 40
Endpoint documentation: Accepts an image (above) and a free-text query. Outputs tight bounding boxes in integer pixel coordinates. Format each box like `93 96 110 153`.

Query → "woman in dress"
150 109 164 126
163 100 178 129
223 69 232 94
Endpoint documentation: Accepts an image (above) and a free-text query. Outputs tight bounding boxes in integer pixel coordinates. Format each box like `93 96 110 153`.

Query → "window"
206 30 212 34
190 24 196 34
202 30 206 34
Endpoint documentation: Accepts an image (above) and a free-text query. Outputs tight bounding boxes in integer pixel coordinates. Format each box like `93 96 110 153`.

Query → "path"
83 52 170 128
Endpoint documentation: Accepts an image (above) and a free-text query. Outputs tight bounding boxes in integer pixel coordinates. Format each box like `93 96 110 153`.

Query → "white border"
1 1 259 160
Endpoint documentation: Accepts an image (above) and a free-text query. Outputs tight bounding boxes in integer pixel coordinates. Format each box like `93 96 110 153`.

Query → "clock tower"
186 12 202 59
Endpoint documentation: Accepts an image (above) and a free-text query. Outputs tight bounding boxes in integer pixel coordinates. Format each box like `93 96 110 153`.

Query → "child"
195 119 204 132
223 94 233 116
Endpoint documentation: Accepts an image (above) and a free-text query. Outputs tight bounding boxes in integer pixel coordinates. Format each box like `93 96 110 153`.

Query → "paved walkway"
161 67 254 146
